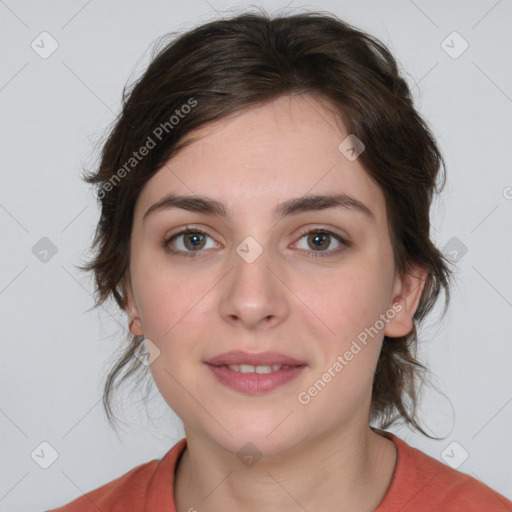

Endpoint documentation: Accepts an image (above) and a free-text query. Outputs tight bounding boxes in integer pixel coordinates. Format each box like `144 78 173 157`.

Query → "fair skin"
124 93 427 512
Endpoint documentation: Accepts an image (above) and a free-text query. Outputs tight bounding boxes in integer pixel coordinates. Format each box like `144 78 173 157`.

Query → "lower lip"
205 364 306 394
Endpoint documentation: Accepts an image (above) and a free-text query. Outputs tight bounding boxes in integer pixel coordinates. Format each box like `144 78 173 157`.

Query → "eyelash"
160 225 350 259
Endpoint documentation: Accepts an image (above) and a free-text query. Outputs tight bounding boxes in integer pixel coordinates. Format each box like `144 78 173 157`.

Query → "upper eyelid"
165 223 347 237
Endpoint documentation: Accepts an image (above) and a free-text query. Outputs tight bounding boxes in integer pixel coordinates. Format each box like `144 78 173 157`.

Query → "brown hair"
79 8 454 436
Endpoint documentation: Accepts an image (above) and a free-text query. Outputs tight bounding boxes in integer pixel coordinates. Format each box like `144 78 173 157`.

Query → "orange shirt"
47 432 512 511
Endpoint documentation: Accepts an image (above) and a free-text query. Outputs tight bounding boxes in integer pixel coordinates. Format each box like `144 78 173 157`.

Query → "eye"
161 226 219 257
161 225 349 258
294 227 349 257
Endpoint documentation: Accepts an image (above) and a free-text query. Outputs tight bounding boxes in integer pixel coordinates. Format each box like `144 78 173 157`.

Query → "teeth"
227 364 290 373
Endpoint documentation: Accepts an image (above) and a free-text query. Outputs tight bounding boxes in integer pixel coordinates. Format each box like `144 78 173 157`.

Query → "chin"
200 418 308 460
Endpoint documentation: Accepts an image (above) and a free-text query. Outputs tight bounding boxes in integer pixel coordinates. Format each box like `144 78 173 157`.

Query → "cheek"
303 255 392 398
132 258 218 369
299 271 388 415
140 289 206 418
132 251 207 338
319 265 391 339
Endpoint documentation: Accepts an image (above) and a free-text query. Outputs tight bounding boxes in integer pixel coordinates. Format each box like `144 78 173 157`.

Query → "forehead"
134 94 387 227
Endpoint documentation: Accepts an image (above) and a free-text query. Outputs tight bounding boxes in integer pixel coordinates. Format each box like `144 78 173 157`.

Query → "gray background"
1 0 511 509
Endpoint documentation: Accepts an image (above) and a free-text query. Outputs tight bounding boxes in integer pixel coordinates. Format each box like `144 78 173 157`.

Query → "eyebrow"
142 192 375 223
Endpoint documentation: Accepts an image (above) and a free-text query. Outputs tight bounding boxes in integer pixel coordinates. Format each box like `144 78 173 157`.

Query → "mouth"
204 351 307 394
205 363 306 394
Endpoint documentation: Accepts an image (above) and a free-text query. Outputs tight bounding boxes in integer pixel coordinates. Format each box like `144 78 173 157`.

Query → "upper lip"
205 350 307 367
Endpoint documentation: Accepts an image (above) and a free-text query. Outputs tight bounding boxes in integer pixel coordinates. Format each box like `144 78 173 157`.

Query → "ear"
123 272 144 336
384 264 428 338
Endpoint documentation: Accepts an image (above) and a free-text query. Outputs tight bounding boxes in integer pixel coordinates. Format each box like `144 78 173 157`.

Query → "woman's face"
125 94 424 455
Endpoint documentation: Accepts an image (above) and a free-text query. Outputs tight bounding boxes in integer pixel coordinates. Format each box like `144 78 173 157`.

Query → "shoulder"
46 438 187 511
45 459 160 511
377 431 512 511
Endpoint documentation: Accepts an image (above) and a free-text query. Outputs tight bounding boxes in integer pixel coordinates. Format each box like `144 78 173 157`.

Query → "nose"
219 241 289 330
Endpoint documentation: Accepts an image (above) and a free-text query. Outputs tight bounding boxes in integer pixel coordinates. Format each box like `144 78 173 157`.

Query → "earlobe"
129 317 144 336
384 265 428 338
123 273 144 336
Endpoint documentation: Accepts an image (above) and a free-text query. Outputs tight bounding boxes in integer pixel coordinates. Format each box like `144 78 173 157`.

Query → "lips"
204 350 308 394
206 362 306 394
204 350 307 367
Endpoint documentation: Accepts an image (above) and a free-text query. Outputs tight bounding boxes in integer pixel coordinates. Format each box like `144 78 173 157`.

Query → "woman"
48 9 512 511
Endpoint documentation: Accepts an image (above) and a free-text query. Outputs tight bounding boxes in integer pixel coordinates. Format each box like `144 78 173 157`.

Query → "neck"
174 425 397 512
